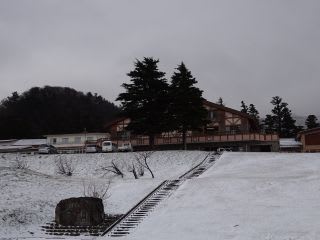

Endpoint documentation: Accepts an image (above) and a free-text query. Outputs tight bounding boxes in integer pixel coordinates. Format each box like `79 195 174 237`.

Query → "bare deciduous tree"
100 160 124 178
134 151 155 178
55 156 74 176
82 179 111 200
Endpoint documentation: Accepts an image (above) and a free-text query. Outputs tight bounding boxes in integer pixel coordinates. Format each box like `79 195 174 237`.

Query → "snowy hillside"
0 151 208 239
123 152 320 240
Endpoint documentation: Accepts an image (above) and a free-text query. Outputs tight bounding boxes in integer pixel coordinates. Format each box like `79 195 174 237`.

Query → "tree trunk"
132 164 138 179
182 130 187 150
145 159 155 178
149 134 155 150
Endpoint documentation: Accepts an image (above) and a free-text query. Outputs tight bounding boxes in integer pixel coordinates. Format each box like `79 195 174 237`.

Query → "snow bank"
123 152 320 240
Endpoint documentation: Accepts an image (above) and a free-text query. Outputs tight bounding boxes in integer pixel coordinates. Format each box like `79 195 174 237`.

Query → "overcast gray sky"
1 0 320 116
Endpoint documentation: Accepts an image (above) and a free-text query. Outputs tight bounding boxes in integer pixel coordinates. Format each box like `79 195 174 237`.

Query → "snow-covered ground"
122 152 320 240
3 151 320 240
0 151 208 239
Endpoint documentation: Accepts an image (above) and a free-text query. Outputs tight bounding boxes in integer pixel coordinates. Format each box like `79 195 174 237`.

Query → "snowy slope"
0 151 207 239
122 152 320 240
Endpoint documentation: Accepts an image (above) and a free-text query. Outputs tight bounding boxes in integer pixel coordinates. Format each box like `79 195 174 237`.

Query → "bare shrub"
12 155 29 170
55 155 74 176
82 179 111 200
2 208 36 225
127 162 139 179
134 151 155 178
100 160 124 178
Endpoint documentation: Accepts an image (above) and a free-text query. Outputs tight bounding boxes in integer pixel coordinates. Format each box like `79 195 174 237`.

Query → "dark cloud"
1 0 320 116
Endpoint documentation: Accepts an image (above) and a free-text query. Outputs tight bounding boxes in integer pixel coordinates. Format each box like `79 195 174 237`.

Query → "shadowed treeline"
0 86 120 139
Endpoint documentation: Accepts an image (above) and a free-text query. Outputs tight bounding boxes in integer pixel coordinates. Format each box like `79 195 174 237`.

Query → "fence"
113 133 279 146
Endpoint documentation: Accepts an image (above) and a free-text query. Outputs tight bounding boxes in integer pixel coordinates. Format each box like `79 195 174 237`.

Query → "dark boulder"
55 197 104 226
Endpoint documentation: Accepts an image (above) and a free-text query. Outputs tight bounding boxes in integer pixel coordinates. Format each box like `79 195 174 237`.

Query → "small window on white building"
86 137 93 141
51 138 57 144
62 138 69 144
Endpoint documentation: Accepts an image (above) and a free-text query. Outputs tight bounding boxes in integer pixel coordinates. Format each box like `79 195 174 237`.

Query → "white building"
45 132 110 153
279 138 302 152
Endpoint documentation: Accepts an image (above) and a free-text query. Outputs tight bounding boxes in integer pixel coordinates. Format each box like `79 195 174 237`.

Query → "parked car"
85 144 98 153
118 142 133 152
102 141 118 152
38 144 57 154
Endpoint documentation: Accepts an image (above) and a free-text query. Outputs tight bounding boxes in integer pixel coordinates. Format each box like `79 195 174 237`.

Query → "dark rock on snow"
55 197 104 226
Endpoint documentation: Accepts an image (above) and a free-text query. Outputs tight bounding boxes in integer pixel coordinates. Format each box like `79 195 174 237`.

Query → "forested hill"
0 86 120 139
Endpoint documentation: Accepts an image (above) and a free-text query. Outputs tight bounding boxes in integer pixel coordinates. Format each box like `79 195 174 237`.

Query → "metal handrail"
179 152 211 179
101 180 168 236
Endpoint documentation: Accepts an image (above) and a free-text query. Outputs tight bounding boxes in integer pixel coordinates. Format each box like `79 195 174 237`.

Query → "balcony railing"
112 132 279 146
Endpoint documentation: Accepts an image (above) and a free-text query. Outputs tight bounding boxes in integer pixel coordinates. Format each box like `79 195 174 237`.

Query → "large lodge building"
105 100 279 152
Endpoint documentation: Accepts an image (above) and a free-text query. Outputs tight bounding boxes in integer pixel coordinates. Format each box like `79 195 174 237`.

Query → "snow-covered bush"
55 155 75 176
12 155 29 170
1 208 37 226
82 179 111 200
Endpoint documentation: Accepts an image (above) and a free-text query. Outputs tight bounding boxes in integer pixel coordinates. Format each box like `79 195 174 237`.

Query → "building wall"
198 104 252 133
305 132 320 145
47 133 109 147
300 131 320 152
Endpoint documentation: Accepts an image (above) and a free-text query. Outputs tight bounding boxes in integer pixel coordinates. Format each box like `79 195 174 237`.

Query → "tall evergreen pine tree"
168 62 208 150
263 114 275 133
248 104 260 124
305 115 320 129
217 97 224 106
116 57 169 148
240 101 248 113
265 96 297 137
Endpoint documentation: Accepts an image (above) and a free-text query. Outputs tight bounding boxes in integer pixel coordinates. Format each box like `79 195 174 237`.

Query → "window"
230 125 240 132
86 136 93 141
226 125 240 134
74 137 81 144
117 131 130 140
62 138 69 144
51 138 57 144
206 126 219 134
208 111 217 120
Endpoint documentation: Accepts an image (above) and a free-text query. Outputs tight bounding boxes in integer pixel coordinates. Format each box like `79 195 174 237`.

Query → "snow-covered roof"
13 139 46 146
0 145 31 150
45 132 109 137
279 138 302 148
0 139 18 146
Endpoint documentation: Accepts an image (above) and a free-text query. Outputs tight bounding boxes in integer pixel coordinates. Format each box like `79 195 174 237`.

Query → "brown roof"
104 117 128 129
297 127 320 137
203 100 255 120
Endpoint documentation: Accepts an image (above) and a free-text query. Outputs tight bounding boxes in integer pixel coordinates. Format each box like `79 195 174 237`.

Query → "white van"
85 144 98 153
118 142 133 152
102 141 118 152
